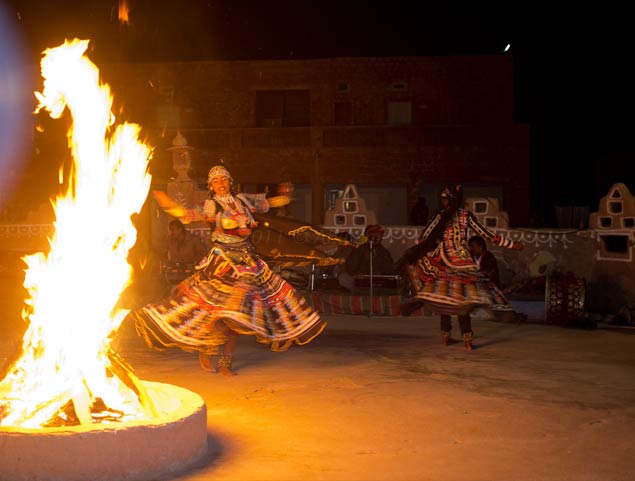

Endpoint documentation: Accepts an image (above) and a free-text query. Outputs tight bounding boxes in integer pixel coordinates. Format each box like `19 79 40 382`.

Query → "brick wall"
99 55 529 224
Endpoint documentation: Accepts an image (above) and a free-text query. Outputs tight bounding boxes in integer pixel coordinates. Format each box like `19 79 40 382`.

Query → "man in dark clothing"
468 234 527 323
468 235 500 287
164 219 208 285
167 219 207 265
338 224 397 290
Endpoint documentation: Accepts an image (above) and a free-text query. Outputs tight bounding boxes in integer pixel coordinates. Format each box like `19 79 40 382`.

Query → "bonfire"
0 39 154 428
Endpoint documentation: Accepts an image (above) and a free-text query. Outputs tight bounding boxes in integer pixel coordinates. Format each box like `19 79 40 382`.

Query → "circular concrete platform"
0 381 208 481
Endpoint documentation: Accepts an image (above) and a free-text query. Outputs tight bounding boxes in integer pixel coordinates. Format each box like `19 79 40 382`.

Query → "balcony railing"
159 124 518 150
241 128 311 148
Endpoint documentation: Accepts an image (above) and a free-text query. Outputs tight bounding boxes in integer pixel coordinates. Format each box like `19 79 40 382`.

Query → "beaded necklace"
214 194 244 214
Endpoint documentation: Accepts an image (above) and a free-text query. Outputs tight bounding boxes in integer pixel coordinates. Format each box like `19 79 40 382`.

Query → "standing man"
338 224 396 291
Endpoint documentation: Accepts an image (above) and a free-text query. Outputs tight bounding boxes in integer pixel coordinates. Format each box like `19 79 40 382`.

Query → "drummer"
337 224 397 291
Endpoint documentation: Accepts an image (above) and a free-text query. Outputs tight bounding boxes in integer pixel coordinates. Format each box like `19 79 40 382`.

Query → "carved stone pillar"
166 131 195 208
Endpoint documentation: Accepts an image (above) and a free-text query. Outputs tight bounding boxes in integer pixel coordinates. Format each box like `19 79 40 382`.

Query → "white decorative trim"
322 226 423 244
321 226 599 249
0 224 54 238
493 228 579 249
2 223 634 264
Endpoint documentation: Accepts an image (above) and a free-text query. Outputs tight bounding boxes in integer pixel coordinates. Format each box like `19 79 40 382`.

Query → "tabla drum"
545 271 586 325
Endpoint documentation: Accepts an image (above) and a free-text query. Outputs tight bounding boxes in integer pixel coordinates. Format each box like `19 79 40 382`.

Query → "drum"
545 271 586 325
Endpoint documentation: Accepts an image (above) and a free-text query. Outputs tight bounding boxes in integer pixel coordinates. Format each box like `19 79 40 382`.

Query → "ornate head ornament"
207 165 232 188
441 184 462 200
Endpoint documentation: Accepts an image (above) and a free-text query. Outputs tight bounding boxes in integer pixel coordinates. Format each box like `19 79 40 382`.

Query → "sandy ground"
1 282 634 481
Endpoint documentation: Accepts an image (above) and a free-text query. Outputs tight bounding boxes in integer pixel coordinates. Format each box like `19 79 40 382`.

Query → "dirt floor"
1 279 634 481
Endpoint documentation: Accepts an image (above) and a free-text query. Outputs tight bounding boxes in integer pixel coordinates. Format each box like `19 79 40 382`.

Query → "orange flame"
0 39 153 427
118 0 130 25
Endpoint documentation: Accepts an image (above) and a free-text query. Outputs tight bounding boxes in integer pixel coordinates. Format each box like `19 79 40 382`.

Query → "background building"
95 54 529 226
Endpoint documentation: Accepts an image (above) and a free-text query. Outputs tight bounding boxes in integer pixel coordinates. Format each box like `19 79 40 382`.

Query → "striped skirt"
134 239 326 355
408 255 511 316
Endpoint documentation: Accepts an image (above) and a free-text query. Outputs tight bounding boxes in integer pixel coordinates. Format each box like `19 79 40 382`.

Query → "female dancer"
398 185 523 350
134 164 325 375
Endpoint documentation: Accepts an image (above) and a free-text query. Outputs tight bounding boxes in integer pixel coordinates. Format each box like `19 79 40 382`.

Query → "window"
623 218 635 228
327 189 343 211
343 200 358 213
353 215 366 226
256 90 310 127
474 201 488 214
597 234 632 262
600 217 612 228
602 235 629 253
609 201 623 214
334 101 352 125
485 217 498 228
389 82 408 92
387 101 412 125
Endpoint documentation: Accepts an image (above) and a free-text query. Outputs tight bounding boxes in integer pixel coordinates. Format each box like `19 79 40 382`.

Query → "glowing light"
118 0 130 25
504 43 511 52
0 39 153 428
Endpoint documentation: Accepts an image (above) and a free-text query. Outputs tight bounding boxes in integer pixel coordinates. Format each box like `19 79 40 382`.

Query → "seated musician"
338 224 397 291
164 219 208 284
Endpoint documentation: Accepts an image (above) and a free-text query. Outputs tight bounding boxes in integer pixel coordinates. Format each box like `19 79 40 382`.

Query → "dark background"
3 1 634 226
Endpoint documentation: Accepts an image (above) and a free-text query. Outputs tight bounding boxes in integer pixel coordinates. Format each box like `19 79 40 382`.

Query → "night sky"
3 1 634 226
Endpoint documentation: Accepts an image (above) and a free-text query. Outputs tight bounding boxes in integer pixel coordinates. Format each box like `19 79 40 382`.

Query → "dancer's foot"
219 366 237 376
198 352 217 373
462 332 474 351
218 353 237 376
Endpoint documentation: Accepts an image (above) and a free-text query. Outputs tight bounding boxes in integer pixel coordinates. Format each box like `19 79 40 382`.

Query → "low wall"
322 226 596 283
322 226 631 316
1 223 633 315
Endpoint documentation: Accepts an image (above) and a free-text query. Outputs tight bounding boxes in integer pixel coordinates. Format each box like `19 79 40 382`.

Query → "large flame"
0 39 153 428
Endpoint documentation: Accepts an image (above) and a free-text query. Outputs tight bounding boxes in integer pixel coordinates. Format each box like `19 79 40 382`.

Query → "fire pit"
0 382 207 481
0 39 208 480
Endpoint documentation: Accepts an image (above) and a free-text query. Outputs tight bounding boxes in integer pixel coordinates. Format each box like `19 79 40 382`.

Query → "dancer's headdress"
440 184 463 211
441 184 462 199
207 164 232 187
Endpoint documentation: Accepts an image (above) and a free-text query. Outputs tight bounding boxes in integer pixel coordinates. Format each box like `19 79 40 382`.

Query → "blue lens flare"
0 3 34 208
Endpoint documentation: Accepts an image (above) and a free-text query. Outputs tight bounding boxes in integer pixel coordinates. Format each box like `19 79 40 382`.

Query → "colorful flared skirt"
407 254 511 316
134 239 326 355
